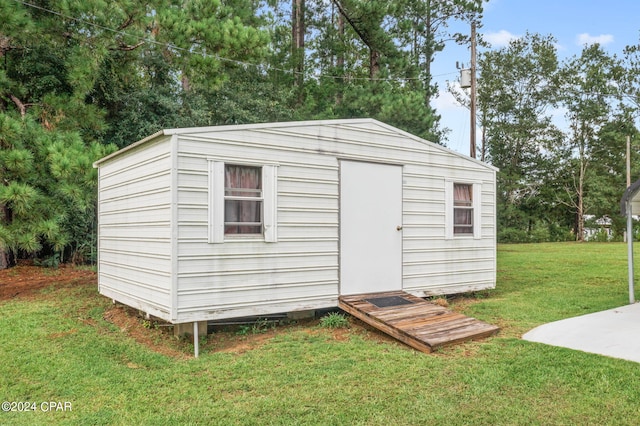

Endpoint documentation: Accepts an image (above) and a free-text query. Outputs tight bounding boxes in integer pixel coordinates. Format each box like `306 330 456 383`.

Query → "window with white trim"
209 161 277 243
453 183 473 235
224 165 263 235
445 180 481 239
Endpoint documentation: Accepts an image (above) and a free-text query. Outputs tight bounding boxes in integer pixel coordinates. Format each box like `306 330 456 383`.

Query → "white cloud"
484 30 519 47
431 85 467 111
576 33 614 46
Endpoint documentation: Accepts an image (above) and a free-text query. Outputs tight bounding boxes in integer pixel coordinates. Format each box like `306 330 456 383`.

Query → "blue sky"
432 0 640 155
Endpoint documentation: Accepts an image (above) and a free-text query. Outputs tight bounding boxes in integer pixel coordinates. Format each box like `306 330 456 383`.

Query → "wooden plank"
373 303 448 318
428 329 499 348
338 291 499 353
338 299 434 353
414 321 498 342
390 313 470 331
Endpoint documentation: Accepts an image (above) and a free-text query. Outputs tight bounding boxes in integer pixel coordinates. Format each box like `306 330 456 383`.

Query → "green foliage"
0 114 115 261
3 244 640 424
262 0 479 142
236 318 275 335
477 33 566 239
498 222 574 243
0 0 464 265
558 44 624 241
528 224 551 243
156 0 269 88
498 227 530 243
33 252 61 268
477 31 640 242
587 228 611 242
251 318 274 334
319 312 350 329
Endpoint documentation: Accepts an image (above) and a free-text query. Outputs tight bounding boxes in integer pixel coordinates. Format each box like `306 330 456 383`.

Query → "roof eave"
92 129 167 168
620 178 640 216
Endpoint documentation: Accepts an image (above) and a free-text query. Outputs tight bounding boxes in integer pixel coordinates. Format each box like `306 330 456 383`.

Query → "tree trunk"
0 247 10 270
424 0 433 106
577 154 586 242
292 0 305 103
369 49 380 79
336 10 344 105
331 0 380 79
0 203 14 270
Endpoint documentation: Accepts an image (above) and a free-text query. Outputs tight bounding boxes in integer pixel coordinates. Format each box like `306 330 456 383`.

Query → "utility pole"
625 134 635 304
469 21 477 159
481 108 486 162
627 135 631 188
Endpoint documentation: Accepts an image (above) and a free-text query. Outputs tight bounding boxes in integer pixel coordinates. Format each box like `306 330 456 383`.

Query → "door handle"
396 225 403 231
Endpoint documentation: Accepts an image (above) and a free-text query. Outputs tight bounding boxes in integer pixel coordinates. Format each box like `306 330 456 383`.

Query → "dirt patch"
202 318 395 355
102 304 189 359
207 328 284 354
0 262 95 300
0 264 189 357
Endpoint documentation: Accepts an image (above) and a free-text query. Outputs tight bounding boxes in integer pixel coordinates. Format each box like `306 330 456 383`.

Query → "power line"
12 0 437 84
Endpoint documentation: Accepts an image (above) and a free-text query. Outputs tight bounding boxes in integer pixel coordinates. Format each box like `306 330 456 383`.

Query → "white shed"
94 118 497 328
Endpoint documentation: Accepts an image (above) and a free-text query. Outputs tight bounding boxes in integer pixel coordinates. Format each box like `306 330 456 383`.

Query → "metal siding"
97 120 496 322
170 134 180 322
402 161 496 294
175 137 340 321
96 138 173 321
171 122 495 321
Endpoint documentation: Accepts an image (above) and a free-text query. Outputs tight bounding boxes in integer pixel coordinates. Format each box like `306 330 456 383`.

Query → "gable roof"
94 118 497 171
621 178 640 216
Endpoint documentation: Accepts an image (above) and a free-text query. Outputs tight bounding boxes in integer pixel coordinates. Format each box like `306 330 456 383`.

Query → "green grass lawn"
3 243 640 425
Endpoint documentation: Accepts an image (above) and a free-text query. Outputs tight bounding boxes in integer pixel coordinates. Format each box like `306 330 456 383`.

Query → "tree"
0 0 269 267
621 38 640 125
390 0 484 105
558 44 623 241
586 114 640 238
0 0 124 265
330 0 399 79
0 114 114 265
0 0 496 266
292 0 306 103
476 33 565 240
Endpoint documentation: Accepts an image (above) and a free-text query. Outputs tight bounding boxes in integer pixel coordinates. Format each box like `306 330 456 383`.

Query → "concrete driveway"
522 303 640 363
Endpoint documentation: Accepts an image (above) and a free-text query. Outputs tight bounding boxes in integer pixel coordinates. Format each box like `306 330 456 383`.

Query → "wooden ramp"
339 291 499 353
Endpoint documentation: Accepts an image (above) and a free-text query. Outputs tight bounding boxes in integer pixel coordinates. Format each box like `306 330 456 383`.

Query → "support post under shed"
194 321 199 358
627 200 635 304
174 321 207 358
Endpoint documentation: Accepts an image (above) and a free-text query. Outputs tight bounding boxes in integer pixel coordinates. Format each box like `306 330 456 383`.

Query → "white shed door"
340 161 402 295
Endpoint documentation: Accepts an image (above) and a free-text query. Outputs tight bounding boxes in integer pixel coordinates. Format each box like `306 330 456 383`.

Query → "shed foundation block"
287 310 315 320
174 321 208 337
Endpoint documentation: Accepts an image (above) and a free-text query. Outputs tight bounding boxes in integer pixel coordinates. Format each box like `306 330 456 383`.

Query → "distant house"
584 215 613 240
93 119 497 331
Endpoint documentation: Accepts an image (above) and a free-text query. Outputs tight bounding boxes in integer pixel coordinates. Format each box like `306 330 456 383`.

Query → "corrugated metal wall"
174 130 339 321
97 137 174 320
95 120 496 323
403 163 496 296
170 121 496 321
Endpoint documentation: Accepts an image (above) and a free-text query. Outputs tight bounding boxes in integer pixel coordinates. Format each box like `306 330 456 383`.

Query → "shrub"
529 225 551 243
498 227 529 243
319 312 350 329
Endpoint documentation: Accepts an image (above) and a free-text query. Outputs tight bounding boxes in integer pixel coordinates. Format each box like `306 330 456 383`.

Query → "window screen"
224 165 263 235
453 183 473 235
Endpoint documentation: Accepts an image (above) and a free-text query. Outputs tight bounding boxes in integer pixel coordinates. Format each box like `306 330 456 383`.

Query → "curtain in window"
454 184 473 234
225 165 262 234
454 184 472 206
